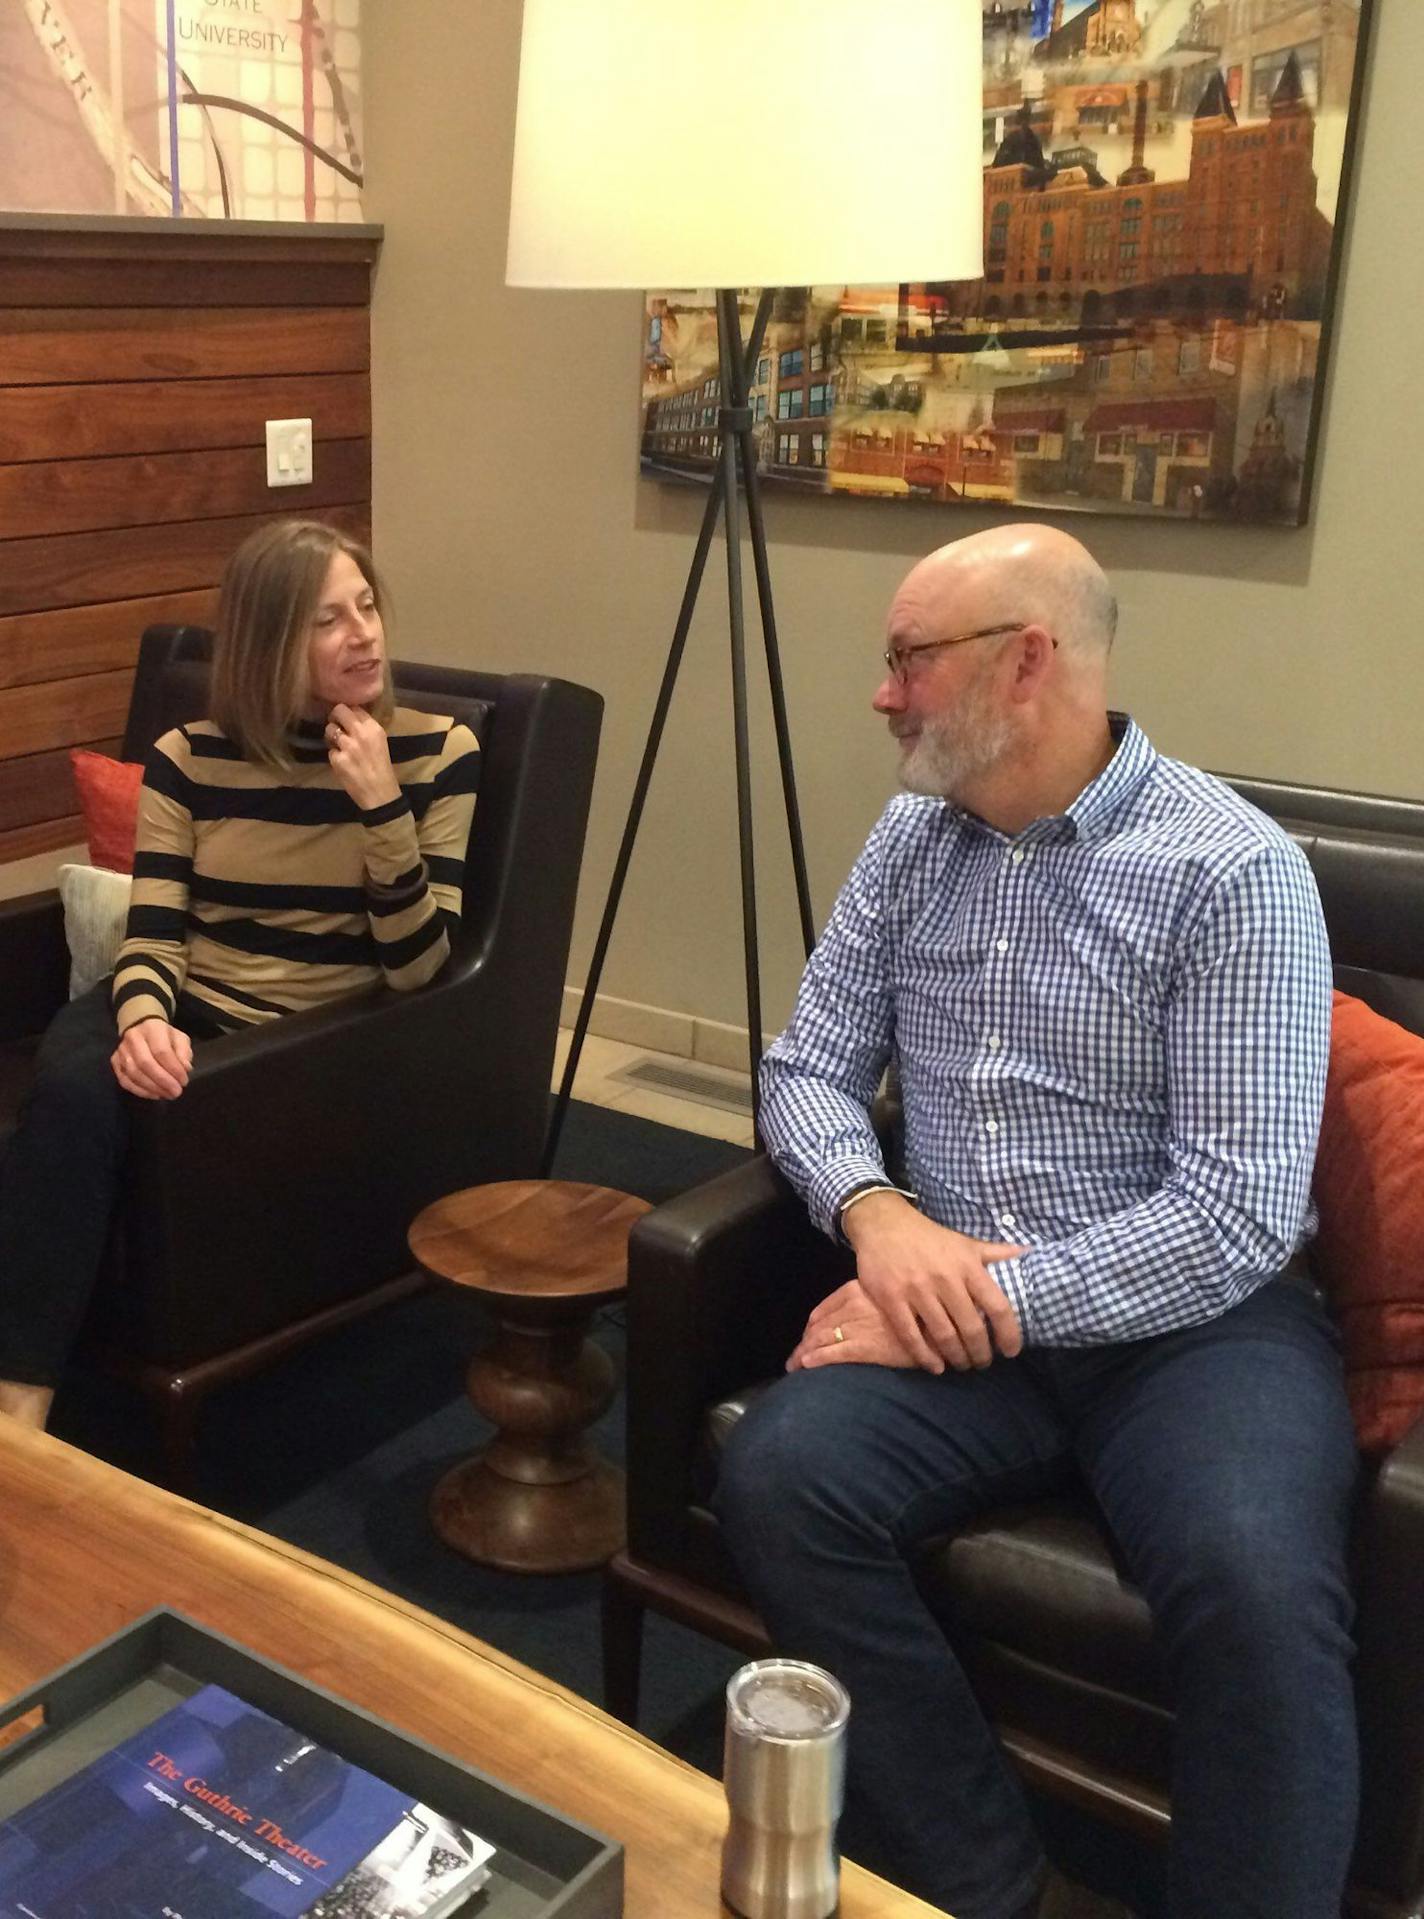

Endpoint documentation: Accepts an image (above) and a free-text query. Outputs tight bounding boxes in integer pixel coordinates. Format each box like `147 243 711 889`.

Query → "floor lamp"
507 0 984 1162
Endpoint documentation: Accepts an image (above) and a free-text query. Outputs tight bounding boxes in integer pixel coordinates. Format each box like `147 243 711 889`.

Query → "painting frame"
639 0 1376 529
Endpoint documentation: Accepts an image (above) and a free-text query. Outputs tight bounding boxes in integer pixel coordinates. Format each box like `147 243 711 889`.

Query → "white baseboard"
559 986 770 1073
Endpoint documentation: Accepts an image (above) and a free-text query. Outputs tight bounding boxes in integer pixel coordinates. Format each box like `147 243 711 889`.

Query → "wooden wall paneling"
0 229 376 270
0 738 121 834
0 506 373 620
0 373 371 463
0 439 372 539
0 221 378 872
0 593 217 692
0 817 84 865
0 260 370 308
0 670 135 760
0 307 370 385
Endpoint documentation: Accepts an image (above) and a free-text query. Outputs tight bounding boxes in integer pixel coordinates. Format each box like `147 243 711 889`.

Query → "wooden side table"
408 1179 652 1574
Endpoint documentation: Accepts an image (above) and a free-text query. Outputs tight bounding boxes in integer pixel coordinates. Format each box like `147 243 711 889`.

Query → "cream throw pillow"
57 863 133 999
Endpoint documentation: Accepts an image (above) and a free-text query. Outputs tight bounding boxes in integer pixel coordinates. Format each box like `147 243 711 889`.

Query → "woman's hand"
325 703 401 812
111 1019 192 1100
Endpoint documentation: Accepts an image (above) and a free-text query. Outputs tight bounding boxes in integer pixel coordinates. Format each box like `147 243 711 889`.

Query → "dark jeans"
0 983 214 1386
715 1277 1361 1919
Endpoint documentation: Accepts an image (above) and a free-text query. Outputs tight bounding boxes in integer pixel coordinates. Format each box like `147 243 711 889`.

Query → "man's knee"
1164 1524 1355 1671
716 1369 910 1560
718 1377 836 1525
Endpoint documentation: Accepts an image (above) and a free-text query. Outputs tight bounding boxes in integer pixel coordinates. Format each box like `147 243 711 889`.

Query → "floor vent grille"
611 1056 754 1117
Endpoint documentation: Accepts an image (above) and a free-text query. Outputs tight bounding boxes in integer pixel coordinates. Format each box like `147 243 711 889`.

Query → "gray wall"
363 0 1421 1036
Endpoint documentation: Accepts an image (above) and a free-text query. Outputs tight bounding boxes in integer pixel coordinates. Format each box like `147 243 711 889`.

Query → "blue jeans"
715 1277 1361 1919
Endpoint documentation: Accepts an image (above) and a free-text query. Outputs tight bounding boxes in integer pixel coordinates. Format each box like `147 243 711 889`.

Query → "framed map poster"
0 0 363 221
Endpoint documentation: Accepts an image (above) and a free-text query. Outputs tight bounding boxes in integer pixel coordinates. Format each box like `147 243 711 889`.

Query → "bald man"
716 528 1358 1919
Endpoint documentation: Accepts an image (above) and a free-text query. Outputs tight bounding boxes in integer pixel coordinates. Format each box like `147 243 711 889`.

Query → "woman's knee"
27 1004 124 1137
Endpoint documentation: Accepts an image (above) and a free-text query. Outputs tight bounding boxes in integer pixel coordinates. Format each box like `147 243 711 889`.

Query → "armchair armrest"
1350 1415 1424 1906
624 1154 852 1562
0 892 67 1043
112 956 556 1369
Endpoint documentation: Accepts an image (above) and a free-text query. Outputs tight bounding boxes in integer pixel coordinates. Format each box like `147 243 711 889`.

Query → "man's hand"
110 1018 192 1100
788 1280 919 1371
844 1191 1025 1372
325 703 401 812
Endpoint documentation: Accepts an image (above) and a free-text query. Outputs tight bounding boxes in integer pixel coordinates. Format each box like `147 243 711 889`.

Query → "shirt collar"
1064 713 1157 842
945 712 1157 846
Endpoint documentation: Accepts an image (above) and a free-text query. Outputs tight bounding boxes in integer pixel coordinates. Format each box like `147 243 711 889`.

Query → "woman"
0 520 480 1430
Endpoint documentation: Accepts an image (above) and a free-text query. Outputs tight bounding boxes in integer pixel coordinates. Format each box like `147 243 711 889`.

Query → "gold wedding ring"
833 1324 845 1343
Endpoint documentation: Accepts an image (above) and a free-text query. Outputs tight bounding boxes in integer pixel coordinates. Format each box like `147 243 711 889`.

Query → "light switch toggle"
266 418 313 488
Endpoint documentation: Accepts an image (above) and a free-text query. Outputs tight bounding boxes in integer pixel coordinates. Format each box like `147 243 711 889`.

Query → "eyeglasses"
883 621 1053 685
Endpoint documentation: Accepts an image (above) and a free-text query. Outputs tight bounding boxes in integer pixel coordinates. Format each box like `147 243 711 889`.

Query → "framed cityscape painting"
639 0 1373 527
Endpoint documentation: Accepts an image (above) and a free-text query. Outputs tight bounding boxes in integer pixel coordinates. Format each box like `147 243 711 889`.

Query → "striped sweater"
112 709 480 1035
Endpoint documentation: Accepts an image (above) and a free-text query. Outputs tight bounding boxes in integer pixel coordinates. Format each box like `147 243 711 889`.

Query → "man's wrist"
838 1181 916 1247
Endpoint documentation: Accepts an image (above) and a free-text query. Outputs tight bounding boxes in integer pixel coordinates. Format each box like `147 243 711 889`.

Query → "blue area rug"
56 1098 751 1777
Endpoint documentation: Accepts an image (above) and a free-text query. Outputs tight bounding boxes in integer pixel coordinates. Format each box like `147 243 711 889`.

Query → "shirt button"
1011 849 1026 865
985 1119 999 1135
995 938 1009 954
1001 1210 1017 1228
987 1034 1002 1051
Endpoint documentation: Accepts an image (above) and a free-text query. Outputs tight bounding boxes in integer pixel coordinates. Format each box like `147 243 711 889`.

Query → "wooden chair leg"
601 1557 647 1725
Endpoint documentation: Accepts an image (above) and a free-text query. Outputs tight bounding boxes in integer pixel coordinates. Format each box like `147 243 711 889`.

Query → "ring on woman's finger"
833 1324 845 1343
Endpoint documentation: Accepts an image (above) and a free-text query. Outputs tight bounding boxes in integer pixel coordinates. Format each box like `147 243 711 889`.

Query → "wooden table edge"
0 1428 944 1918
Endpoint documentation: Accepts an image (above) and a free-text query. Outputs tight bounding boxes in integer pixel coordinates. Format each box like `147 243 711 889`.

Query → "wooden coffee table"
408 1179 652 1574
0 1428 943 1917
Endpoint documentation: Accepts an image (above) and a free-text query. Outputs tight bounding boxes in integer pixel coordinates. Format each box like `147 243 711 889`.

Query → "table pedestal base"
431 1295 626 1573
431 1455 626 1574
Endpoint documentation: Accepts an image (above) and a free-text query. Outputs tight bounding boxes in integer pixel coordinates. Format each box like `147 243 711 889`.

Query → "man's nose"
872 669 904 714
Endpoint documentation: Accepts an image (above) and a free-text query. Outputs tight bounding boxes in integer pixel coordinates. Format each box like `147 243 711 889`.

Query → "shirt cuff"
988 1252 1032 1343
836 1180 918 1244
806 1156 893 1241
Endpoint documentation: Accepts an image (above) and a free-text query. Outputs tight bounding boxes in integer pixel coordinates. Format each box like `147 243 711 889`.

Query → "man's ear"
1009 623 1056 699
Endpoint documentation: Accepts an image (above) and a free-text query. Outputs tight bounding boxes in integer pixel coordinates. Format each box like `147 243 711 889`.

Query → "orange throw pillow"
69 748 144 874
1312 990 1424 1454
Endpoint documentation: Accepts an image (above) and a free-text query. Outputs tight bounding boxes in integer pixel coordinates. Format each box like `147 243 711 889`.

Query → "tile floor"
550 1028 756 1148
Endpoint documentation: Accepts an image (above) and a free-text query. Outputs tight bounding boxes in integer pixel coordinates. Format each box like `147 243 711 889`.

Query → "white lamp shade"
507 0 984 290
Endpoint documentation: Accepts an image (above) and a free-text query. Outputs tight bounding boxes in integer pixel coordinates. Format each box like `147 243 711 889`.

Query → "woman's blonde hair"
209 520 394 768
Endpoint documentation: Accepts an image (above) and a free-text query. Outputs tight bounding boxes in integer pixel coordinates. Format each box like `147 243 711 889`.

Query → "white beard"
897 672 1015 800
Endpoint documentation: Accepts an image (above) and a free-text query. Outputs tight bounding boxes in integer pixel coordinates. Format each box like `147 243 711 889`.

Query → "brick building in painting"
911 48 1333 337
991 311 1317 513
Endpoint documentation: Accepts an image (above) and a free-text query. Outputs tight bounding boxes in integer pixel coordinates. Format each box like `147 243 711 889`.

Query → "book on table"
0 1680 494 1918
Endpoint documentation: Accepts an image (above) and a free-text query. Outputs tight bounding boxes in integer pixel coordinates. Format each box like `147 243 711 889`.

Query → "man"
716 525 1359 1919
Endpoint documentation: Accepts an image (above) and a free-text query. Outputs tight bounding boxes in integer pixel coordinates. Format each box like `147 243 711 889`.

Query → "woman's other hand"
325 703 402 812
111 1019 192 1100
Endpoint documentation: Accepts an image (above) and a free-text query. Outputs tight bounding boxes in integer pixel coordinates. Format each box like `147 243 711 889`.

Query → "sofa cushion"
57 864 132 1000
1312 990 1424 1454
69 748 144 873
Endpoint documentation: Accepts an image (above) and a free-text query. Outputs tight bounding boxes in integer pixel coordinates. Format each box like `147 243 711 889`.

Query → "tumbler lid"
726 1659 850 1741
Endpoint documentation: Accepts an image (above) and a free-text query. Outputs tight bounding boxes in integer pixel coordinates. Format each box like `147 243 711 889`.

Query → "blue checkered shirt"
760 716 1333 1346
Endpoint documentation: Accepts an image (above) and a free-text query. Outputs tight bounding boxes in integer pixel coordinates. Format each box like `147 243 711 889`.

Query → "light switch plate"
265 417 313 487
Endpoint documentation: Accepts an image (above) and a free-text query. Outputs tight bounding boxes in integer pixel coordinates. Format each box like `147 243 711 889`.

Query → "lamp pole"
542 287 816 1171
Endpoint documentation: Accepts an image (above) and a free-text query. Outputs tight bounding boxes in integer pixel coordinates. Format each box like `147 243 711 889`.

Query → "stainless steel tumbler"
721 1657 850 1919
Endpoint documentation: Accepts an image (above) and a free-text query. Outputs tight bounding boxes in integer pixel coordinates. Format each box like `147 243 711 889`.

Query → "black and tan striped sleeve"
112 730 195 1033
361 720 480 993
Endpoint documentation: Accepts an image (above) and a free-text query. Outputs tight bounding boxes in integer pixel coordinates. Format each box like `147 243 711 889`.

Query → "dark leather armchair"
0 625 602 1477
605 775 1424 1919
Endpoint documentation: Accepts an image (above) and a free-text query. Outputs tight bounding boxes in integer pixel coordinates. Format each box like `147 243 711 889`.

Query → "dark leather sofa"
606 773 1424 1919
0 625 602 1476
